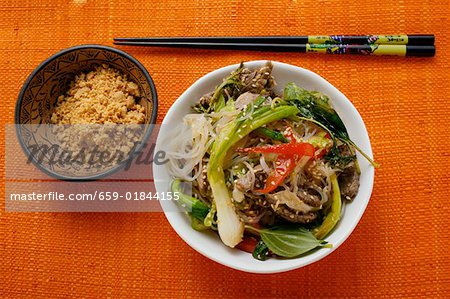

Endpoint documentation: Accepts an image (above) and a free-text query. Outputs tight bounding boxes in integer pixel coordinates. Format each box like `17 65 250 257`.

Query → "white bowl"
154 60 374 274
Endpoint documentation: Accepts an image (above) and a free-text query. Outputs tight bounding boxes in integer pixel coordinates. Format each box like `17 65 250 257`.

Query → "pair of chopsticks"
113 35 435 57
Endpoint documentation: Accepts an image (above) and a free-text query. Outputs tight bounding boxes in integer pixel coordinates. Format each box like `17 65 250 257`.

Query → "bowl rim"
155 60 375 273
14 44 158 181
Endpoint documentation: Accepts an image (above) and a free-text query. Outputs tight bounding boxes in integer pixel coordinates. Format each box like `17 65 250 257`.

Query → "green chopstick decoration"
306 34 434 45
305 44 435 56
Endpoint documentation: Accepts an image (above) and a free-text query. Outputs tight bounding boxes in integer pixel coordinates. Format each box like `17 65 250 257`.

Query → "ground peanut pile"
48 65 147 173
51 64 145 124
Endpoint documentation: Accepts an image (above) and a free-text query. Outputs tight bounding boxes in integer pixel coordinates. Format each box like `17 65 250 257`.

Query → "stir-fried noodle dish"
167 62 377 260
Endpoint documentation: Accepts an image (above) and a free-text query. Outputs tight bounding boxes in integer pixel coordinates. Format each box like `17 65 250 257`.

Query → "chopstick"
114 34 435 45
113 41 435 57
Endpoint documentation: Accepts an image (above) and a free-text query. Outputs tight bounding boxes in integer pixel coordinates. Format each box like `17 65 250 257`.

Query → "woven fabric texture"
1 0 449 298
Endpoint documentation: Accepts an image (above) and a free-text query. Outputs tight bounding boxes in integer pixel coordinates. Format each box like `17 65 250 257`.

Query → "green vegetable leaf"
213 93 226 112
193 65 244 113
284 82 348 139
203 201 217 229
325 147 356 168
308 132 332 148
254 127 289 143
247 225 331 258
190 215 209 231
284 82 379 168
171 179 210 221
210 64 244 112
252 240 270 261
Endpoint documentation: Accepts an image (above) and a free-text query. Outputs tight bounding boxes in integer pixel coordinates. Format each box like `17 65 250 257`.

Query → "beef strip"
269 204 318 223
265 190 320 224
297 188 322 207
239 62 275 94
339 165 360 201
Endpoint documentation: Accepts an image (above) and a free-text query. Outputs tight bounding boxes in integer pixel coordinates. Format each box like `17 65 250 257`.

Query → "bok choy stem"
313 173 341 239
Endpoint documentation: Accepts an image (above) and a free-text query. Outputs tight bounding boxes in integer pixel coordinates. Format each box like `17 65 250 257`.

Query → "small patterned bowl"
15 44 158 180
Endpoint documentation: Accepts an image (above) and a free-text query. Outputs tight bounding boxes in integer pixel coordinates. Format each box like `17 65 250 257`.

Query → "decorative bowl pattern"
15 45 158 180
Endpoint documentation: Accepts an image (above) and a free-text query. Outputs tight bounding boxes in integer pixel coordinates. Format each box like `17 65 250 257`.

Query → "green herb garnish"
247 225 331 258
252 240 270 261
284 82 379 168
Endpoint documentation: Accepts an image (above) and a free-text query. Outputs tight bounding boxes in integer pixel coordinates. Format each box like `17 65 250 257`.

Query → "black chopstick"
114 35 435 45
113 41 435 57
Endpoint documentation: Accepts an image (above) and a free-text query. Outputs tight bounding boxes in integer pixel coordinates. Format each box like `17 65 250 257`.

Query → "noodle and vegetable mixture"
167 62 377 260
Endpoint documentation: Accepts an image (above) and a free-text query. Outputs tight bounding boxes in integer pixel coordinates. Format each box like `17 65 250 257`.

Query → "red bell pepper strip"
236 125 318 194
256 155 296 193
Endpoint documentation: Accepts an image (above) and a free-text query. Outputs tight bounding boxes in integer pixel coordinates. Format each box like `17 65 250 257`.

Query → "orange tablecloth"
1 0 449 297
